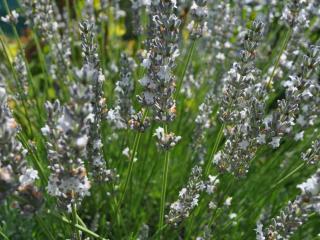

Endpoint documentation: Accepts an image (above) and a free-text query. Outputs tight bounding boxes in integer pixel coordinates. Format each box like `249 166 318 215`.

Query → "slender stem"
0 227 9 240
117 131 142 211
71 203 81 240
35 216 56 240
266 28 292 88
150 224 168 240
176 40 197 95
159 125 170 236
116 110 148 215
271 162 305 189
77 214 87 228
31 31 52 93
51 212 106 240
205 123 225 176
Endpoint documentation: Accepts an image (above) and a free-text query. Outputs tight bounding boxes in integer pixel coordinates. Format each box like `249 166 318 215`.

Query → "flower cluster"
215 20 265 177
281 0 309 32
167 165 219 225
154 127 181 151
137 0 181 123
42 100 91 209
258 170 320 239
187 0 208 39
191 92 215 164
13 167 43 215
25 0 59 42
21 0 71 84
0 86 43 215
0 10 19 24
128 110 151 132
41 21 113 208
13 54 28 99
82 0 95 22
107 53 136 129
167 166 204 225
265 45 320 148
302 140 319 165
257 200 309 240
131 0 151 35
0 88 22 202
79 20 115 183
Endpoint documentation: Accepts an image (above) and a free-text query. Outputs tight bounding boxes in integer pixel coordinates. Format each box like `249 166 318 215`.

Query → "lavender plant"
0 0 319 239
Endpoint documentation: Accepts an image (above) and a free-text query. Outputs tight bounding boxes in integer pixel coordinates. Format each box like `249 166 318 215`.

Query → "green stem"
204 123 225 176
35 216 56 240
267 28 292 88
51 212 106 240
159 125 170 236
116 110 148 215
71 203 81 240
0 227 9 240
150 224 168 240
77 214 87 228
116 132 142 212
271 162 305 189
31 31 52 94
176 40 197 95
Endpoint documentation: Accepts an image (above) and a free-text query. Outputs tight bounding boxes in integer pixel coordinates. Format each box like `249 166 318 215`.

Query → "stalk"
116 131 142 212
51 212 106 240
159 125 170 235
271 162 306 189
116 109 148 215
204 123 225 176
71 203 81 240
0 228 9 240
176 40 197 96
266 28 292 88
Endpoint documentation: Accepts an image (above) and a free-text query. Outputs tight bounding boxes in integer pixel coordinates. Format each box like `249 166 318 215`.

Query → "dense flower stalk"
138 0 181 123
130 0 151 35
20 0 57 41
13 54 28 99
0 86 42 215
0 10 19 24
42 100 91 209
302 140 319 165
167 165 219 225
265 45 320 147
167 166 204 225
187 0 208 39
154 127 181 151
191 92 215 164
107 53 136 129
215 20 266 177
21 0 71 83
257 170 320 239
79 20 115 183
281 0 309 33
